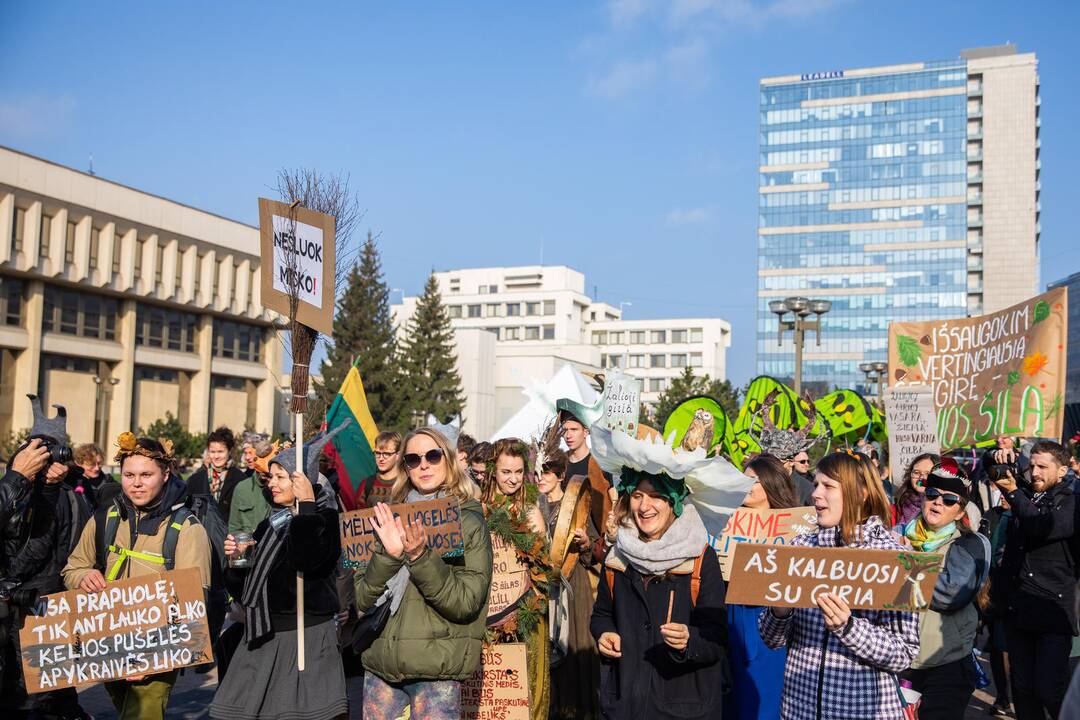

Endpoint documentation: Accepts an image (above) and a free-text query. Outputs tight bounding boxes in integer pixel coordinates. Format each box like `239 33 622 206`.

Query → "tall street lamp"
858 361 889 405
770 296 831 395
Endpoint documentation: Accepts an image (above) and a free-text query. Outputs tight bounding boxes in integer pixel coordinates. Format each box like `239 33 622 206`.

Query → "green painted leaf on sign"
1033 300 1050 324
1007 371 1020 386
897 335 922 367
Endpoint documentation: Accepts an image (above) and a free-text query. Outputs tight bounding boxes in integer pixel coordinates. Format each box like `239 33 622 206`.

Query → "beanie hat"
926 457 970 499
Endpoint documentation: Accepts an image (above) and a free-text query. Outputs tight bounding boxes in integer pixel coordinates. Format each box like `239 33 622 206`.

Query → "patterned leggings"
362 673 461 720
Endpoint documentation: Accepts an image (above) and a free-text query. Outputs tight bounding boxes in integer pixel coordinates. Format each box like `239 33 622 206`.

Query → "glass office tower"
757 46 1040 395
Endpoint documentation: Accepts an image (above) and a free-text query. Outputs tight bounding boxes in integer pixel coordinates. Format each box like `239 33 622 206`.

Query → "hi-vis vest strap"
95 506 195 581
605 549 707 608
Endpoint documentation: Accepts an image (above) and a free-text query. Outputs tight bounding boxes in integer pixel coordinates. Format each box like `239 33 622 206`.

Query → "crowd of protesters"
2 388 1080 720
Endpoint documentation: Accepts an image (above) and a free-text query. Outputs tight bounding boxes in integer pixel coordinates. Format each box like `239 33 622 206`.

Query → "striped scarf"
241 509 292 646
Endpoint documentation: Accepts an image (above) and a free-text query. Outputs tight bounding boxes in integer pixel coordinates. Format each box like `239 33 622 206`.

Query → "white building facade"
392 266 731 438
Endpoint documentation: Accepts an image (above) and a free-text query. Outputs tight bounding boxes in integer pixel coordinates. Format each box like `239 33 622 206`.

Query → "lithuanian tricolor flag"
323 363 379 510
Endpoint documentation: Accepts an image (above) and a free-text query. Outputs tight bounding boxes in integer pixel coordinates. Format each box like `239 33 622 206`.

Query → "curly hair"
207 426 236 452
483 438 533 511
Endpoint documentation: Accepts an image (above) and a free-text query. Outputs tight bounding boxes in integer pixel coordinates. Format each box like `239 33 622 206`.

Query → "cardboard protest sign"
711 506 817 580
20 568 212 693
884 386 941 482
601 370 641 436
461 643 530 720
726 544 942 612
339 497 464 569
487 533 531 627
887 288 1068 449
258 197 337 335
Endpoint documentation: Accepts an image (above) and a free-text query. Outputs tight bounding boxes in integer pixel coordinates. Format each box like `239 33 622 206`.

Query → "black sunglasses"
925 487 963 507
403 449 445 469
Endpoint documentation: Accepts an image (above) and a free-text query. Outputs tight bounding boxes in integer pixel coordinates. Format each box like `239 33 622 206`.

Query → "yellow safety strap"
105 545 166 581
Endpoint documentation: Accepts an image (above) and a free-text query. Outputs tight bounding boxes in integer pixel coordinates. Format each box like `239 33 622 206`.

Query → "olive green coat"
355 497 493 682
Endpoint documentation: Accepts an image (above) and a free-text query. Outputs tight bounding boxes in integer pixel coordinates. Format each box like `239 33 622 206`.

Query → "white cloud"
0 95 77 139
586 57 660 99
587 0 852 98
667 207 711 225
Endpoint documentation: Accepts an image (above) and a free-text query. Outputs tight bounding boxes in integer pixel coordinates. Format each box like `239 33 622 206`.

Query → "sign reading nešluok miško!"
887 287 1068 449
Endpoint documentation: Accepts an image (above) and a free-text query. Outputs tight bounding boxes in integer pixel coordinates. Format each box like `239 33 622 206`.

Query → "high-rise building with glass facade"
757 45 1040 394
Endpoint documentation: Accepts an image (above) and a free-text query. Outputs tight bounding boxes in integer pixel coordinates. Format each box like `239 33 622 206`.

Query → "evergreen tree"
653 366 742 431
399 273 465 425
319 232 404 429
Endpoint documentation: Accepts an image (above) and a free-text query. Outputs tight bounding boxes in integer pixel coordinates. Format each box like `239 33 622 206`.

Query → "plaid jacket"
758 516 920 720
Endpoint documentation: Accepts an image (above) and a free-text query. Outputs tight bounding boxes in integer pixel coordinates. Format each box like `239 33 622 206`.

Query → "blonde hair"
817 452 891 546
391 427 479 503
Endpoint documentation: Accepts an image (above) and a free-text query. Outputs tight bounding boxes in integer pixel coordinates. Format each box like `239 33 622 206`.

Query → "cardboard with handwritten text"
461 643 530 720
602 370 641 436
887 287 1068 449
20 568 213 693
712 506 817 581
487 533 531 627
884 386 941 484
726 544 942 612
339 497 464 569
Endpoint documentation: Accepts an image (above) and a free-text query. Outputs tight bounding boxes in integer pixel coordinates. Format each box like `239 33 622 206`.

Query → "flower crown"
114 431 176 465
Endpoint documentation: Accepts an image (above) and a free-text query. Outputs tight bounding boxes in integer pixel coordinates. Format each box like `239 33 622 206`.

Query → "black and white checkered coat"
758 516 920 720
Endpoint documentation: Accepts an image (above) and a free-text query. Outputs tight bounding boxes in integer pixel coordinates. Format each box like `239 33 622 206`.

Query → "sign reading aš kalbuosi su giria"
258 197 336 336
887 287 1068 449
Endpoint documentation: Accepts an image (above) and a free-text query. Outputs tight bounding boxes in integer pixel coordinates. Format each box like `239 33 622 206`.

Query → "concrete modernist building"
758 45 1040 393
392 266 731 438
0 146 285 447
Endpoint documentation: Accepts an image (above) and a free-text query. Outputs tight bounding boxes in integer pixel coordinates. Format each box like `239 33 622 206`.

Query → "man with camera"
0 397 91 719
991 440 1076 720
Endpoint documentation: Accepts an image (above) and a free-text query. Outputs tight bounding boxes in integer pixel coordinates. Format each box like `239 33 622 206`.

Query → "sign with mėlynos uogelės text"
339 497 465 569
887 287 1068 449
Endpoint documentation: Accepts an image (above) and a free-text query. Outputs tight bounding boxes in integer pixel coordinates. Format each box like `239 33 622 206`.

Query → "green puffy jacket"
355 497 493 682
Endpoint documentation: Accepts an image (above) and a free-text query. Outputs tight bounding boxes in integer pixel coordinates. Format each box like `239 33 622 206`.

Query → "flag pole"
295 410 305 672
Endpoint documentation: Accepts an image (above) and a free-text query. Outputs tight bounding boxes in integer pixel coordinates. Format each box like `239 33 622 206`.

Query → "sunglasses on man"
925 487 963 507
403 448 445 469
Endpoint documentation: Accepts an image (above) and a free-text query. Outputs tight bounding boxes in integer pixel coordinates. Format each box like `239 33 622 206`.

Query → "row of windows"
43 285 119 340
762 116 958 145
760 183 966 208
136 305 199 353
602 352 704 370
211 319 262 362
762 68 965 107
761 159 968 188
485 325 556 341
760 204 962 229
45 354 251 390
591 328 705 346
448 299 556 319
762 138 957 167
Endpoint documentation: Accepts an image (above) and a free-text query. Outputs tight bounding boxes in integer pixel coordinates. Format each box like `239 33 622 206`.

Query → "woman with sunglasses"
892 452 940 527
896 459 991 720
760 452 920 720
354 428 493 720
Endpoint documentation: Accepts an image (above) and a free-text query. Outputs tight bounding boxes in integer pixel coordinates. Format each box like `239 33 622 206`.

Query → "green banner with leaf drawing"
887 288 1068 449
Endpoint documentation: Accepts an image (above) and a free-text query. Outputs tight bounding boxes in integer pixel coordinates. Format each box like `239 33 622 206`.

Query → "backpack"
605 548 708 607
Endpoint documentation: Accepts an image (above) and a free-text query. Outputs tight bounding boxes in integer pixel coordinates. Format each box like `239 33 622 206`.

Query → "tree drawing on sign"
896 335 924 368
885 552 941 611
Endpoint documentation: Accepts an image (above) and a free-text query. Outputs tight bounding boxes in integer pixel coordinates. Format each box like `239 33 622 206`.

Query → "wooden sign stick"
295 411 305 672
665 590 675 624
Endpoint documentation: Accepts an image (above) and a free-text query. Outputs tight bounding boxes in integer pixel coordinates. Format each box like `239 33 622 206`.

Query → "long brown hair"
483 437 532 512
391 428 478 503
896 452 940 509
817 452 891 545
746 454 799 509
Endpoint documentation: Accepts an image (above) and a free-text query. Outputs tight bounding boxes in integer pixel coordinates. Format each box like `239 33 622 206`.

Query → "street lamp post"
770 297 831 395
858 361 889 405
92 375 120 449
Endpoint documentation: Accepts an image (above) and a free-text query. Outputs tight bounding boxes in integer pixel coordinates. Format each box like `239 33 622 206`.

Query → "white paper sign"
271 215 325 309
884 386 941 484
602 370 641 435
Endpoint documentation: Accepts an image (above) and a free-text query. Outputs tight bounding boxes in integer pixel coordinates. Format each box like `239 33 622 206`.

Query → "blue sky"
3 0 1078 385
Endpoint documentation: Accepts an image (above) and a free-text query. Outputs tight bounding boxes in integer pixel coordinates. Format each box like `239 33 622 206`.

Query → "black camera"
984 451 1029 486
23 434 72 466
0 579 39 621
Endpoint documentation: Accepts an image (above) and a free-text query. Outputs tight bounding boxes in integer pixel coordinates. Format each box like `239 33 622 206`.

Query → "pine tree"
319 232 404 429
399 273 465 425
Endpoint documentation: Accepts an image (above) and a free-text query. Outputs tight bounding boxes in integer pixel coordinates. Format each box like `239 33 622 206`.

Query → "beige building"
0 146 285 447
